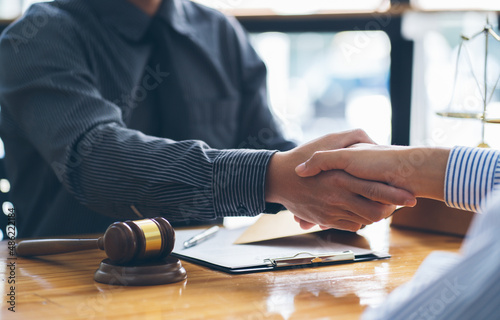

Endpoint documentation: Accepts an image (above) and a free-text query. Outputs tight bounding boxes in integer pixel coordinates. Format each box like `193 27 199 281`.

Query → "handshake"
265 129 450 231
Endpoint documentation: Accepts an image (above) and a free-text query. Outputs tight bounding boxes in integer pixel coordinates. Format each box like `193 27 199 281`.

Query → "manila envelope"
233 210 322 244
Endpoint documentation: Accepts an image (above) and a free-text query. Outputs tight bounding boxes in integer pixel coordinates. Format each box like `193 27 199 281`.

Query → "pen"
183 226 220 249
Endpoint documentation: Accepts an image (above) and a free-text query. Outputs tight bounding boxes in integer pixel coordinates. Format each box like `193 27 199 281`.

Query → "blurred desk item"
0 220 463 319
392 198 474 236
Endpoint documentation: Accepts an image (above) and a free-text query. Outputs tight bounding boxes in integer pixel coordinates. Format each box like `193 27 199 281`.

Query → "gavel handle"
16 239 100 257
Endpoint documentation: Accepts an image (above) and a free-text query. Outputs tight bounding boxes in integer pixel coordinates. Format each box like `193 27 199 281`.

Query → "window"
251 31 392 144
412 0 500 11
194 0 390 15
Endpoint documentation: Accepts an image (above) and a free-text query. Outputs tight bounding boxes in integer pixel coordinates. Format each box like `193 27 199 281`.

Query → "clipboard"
172 227 389 274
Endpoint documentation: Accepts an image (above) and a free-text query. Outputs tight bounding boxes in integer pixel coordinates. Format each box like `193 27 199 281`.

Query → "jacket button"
237 204 248 215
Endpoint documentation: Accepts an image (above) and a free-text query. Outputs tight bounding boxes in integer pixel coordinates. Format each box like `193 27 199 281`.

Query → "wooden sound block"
94 256 187 286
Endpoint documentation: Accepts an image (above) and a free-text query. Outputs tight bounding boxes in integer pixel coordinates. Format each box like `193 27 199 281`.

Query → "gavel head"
97 217 175 265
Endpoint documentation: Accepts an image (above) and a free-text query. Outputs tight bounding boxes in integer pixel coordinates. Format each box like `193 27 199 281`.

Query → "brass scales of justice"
436 16 500 148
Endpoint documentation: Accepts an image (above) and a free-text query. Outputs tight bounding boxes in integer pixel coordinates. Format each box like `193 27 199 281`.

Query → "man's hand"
265 130 417 232
295 143 451 201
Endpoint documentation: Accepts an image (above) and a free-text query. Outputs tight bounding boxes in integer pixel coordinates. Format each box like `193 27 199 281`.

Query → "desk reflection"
1 220 462 319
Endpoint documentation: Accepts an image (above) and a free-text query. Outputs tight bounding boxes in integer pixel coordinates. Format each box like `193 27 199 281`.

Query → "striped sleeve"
213 149 277 217
444 146 500 212
66 124 278 221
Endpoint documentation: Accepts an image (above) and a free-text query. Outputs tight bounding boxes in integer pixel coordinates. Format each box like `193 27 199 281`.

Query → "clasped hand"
265 129 417 232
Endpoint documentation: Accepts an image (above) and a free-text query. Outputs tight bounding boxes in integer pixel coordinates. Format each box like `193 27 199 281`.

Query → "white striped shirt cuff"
444 146 500 212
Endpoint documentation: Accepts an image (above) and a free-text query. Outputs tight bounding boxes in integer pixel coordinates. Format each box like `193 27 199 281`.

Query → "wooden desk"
1 220 462 320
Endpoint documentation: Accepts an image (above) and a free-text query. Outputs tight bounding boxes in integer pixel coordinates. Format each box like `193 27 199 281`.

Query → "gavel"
16 217 175 264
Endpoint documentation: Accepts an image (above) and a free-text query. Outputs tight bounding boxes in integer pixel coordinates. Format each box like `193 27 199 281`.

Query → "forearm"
371 145 500 210
62 123 276 220
395 147 450 200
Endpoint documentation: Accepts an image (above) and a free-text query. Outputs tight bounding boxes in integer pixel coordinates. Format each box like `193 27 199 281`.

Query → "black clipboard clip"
264 250 355 268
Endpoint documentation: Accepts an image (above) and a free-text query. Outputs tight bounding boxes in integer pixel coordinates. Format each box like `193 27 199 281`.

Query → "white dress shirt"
362 146 500 320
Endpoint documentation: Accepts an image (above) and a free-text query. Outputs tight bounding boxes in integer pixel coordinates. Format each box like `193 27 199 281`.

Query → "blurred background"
0 0 499 239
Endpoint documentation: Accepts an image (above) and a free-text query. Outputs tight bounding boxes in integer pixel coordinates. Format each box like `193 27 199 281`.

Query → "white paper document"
172 226 386 273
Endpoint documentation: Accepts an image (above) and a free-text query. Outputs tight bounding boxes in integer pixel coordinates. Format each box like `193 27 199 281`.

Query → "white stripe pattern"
445 146 500 212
